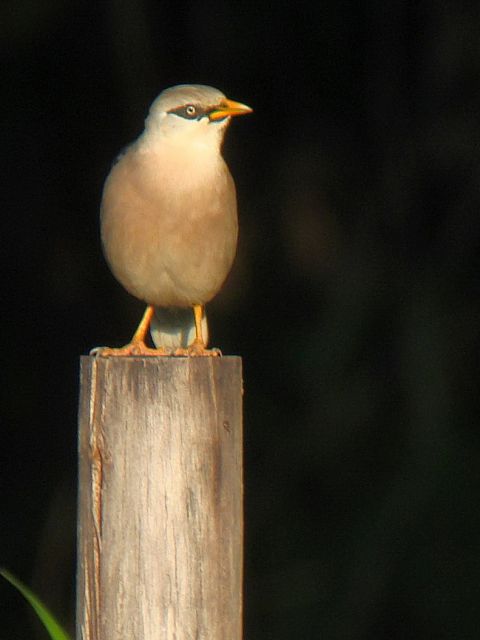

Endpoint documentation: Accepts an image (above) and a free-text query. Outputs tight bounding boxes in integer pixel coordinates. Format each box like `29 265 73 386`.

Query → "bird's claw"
173 340 222 357
90 341 171 357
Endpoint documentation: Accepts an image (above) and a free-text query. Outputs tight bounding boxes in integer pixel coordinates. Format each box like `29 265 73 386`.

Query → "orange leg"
173 305 221 357
193 304 205 345
94 305 169 357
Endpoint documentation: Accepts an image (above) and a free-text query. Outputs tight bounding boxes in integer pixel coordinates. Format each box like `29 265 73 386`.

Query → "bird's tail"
150 307 208 349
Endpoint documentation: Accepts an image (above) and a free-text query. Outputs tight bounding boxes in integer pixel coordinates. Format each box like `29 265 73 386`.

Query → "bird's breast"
100 147 238 307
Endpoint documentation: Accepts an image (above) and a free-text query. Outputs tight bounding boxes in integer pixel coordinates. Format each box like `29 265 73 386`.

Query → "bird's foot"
173 339 222 357
90 341 171 357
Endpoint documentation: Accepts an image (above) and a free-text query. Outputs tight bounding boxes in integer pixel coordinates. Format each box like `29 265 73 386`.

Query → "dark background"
2 2 480 638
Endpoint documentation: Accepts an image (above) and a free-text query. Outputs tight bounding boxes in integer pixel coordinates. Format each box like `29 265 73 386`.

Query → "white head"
142 84 252 150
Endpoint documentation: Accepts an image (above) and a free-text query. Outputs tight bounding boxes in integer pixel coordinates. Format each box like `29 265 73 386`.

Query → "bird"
95 84 252 357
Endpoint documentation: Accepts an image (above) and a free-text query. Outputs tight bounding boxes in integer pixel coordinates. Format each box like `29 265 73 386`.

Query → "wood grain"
76 356 243 640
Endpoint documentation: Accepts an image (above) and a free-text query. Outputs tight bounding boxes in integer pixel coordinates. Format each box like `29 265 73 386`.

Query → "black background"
2 2 480 638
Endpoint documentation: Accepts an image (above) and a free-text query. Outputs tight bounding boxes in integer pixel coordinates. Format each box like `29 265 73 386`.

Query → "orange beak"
208 98 253 121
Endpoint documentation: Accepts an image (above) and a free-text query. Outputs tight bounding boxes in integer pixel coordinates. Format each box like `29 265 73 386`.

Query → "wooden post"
76 356 243 640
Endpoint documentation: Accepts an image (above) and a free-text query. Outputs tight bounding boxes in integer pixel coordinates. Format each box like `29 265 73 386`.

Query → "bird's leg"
193 304 205 345
173 304 221 357
93 305 170 357
131 304 155 344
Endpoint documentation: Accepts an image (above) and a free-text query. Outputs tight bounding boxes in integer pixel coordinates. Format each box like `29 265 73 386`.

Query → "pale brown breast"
100 147 238 307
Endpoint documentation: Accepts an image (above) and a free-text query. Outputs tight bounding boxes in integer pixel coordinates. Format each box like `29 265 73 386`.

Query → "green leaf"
0 568 72 640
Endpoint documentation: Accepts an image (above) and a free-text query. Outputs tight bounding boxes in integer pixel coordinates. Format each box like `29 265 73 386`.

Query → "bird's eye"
167 104 203 119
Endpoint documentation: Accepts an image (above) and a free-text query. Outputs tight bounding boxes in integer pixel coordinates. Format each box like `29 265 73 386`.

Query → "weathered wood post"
76 356 243 640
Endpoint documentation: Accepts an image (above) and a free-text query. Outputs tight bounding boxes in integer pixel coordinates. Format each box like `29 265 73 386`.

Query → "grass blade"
0 568 71 640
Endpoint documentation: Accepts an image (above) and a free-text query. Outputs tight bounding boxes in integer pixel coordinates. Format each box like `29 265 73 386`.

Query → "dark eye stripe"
167 104 208 120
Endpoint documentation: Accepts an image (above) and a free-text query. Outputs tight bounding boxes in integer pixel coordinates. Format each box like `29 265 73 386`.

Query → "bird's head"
143 84 252 149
